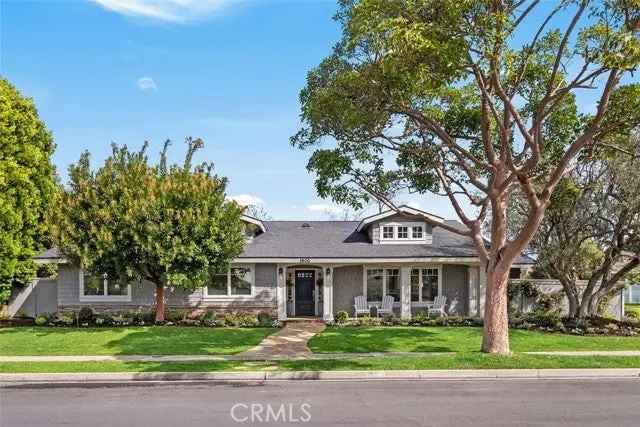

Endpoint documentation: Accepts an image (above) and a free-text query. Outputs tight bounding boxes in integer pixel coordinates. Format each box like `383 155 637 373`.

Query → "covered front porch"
274 261 487 322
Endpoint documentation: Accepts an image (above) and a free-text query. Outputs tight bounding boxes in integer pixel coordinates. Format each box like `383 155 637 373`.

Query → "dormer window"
382 226 395 239
379 222 430 244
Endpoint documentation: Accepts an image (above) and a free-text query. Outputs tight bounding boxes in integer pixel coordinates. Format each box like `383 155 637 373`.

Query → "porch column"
468 266 479 317
277 264 287 321
400 267 411 319
323 266 334 321
478 265 487 317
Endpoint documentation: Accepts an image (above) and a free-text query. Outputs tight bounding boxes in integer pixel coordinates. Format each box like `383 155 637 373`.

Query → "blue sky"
1 1 636 220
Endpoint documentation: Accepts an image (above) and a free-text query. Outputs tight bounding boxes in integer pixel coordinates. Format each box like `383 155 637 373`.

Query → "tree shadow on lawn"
312 327 482 353
0 327 276 356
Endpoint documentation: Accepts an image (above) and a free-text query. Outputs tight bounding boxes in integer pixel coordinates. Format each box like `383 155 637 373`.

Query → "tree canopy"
513 133 640 319
293 0 640 353
54 138 245 321
0 78 57 304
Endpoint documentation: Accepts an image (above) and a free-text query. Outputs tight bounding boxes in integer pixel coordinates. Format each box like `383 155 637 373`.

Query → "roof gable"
356 205 444 232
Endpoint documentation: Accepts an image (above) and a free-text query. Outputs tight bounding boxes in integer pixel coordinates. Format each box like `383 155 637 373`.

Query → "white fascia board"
356 205 444 232
241 214 266 233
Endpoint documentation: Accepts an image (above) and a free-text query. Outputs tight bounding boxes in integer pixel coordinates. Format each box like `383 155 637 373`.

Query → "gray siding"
442 264 468 316
57 263 277 314
333 266 363 314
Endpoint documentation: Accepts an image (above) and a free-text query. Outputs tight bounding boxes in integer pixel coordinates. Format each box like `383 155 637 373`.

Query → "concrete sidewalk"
2 350 640 363
2 368 640 383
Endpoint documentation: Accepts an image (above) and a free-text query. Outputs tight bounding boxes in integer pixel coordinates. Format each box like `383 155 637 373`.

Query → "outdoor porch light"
325 267 331 276
278 267 284 277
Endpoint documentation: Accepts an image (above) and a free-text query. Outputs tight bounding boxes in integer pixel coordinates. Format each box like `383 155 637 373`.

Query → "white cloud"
89 0 242 23
137 76 157 91
306 204 344 215
229 194 264 207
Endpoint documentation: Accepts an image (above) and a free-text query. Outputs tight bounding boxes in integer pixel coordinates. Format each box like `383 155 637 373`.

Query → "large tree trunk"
155 284 166 322
481 267 510 354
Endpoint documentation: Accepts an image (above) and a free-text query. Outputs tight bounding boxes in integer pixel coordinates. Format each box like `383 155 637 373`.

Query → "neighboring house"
13 206 534 320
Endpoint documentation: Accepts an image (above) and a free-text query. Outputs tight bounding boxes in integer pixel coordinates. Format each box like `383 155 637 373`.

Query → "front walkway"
234 320 326 360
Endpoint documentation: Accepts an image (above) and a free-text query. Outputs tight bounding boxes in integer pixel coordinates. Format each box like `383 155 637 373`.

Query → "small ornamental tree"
0 78 57 304
292 0 640 353
55 138 245 322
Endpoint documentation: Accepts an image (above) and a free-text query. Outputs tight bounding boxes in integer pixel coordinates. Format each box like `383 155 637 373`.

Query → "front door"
295 270 315 316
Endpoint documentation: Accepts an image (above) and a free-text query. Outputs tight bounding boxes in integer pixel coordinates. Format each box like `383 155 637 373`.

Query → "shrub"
35 313 51 326
55 312 76 326
78 307 94 324
165 309 187 323
626 310 640 320
94 314 114 326
224 312 259 327
335 311 349 323
131 310 155 325
257 311 274 327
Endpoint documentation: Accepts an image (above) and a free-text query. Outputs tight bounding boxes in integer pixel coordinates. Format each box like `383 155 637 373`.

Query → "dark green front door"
295 270 315 316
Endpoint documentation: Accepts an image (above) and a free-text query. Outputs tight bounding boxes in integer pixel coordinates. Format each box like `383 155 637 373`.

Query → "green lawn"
308 327 640 353
626 304 640 317
2 355 640 373
0 327 276 356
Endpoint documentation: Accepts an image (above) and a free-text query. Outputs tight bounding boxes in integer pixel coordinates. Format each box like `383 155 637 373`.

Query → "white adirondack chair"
428 296 448 317
354 295 370 318
377 295 394 317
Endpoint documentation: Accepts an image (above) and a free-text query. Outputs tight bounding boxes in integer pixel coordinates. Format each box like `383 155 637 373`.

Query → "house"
11 205 535 320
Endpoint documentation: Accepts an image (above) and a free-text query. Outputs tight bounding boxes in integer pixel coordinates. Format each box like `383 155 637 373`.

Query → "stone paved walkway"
234 320 326 360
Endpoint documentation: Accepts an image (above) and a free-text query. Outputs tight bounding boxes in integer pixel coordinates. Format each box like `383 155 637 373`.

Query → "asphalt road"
2 379 640 426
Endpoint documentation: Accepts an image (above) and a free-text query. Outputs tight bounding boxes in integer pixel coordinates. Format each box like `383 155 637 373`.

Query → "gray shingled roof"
36 221 534 263
240 220 533 261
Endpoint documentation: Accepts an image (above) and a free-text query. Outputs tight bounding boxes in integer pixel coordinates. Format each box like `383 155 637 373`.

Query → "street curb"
2 369 640 383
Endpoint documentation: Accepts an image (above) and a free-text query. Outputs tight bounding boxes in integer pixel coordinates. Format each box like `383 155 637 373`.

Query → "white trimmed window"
382 226 395 239
410 267 440 302
379 222 429 243
365 268 400 303
206 265 254 297
79 272 131 302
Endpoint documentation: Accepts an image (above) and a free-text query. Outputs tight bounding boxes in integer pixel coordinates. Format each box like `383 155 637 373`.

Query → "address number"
299 258 311 263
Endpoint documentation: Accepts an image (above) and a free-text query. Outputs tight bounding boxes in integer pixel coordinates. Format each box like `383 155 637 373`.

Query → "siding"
441 264 468 316
332 266 364 314
57 263 277 314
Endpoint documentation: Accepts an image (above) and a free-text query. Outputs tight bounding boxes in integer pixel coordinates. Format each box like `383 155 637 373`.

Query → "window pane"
397 226 408 239
422 269 439 301
412 226 423 239
208 272 228 295
367 269 383 302
410 269 420 302
230 267 252 295
382 226 394 239
83 275 103 296
106 278 127 296
386 269 400 302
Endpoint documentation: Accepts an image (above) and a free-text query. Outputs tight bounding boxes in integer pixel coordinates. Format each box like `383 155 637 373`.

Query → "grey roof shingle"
240 220 534 262
37 221 534 263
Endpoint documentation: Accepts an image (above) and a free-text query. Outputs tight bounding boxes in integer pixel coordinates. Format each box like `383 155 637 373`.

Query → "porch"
275 262 486 321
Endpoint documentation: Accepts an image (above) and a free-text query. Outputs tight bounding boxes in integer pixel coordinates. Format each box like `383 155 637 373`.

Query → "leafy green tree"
292 0 640 353
512 134 640 319
54 138 245 321
0 78 57 304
